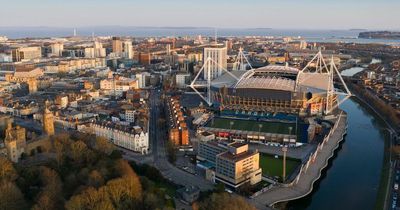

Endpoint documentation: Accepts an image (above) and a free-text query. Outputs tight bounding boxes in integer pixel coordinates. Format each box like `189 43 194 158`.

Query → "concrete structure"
112 37 123 55
215 143 262 189
100 77 139 96
42 102 55 136
203 45 227 80
122 40 134 59
3 122 26 163
176 73 190 88
135 72 150 88
50 43 64 57
12 46 41 62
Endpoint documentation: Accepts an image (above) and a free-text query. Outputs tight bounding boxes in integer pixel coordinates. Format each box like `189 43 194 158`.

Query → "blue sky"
0 0 399 29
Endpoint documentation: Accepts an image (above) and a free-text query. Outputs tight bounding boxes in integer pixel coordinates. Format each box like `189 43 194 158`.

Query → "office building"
12 46 42 62
122 40 134 59
215 143 262 189
112 37 123 55
203 45 227 80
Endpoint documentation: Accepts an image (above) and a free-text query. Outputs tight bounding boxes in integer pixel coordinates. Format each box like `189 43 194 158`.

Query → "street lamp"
282 146 288 182
229 121 234 130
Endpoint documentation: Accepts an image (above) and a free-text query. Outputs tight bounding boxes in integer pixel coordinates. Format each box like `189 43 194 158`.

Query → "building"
112 37 123 55
125 110 135 123
215 143 262 189
176 186 200 204
122 40 134 59
100 77 139 96
135 72 150 88
197 140 228 164
203 45 227 80
90 122 149 154
43 102 55 136
50 43 64 57
3 122 26 163
12 46 42 62
176 73 190 88
139 53 151 65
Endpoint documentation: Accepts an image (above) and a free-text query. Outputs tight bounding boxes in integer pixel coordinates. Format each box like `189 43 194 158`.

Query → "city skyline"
1 0 400 30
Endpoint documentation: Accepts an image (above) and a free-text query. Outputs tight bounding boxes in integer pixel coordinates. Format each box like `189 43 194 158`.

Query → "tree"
105 176 142 210
32 166 63 210
0 181 27 210
199 193 256 210
95 137 114 155
70 140 88 163
65 187 115 210
88 170 104 188
0 157 17 182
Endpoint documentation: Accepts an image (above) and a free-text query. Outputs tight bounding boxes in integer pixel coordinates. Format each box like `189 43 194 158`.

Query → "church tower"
43 101 55 136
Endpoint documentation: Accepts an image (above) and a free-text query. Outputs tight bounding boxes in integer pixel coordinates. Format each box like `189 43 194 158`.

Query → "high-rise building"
112 37 123 55
122 40 133 59
12 46 42 62
203 45 227 80
51 43 64 57
43 101 55 136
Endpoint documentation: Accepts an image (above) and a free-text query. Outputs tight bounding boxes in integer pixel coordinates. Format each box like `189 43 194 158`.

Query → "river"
340 58 382 77
287 67 388 210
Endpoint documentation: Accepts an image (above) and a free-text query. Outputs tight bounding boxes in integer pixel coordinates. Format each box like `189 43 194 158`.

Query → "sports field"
206 117 297 135
259 153 301 180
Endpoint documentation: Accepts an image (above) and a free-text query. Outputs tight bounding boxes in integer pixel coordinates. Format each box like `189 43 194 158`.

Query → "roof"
235 76 295 92
218 150 257 162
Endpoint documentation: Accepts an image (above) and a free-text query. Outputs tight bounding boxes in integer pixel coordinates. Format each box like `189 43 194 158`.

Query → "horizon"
1 0 399 30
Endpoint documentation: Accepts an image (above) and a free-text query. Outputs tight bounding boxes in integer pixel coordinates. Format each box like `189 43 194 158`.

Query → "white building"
0 54 12 62
122 41 134 59
203 45 227 80
176 73 190 88
51 43 64 57
100 77 139 96
90 123 149 154
135 72 150 88
125 110 135 123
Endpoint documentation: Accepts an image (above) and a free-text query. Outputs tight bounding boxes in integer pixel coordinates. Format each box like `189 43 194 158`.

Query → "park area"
259 153 301 180
206 117 297 135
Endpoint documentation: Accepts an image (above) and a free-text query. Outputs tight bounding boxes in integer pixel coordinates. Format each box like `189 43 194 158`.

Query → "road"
125 89 213 191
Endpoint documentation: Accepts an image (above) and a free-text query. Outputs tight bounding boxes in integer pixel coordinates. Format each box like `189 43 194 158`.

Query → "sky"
0 0 399 30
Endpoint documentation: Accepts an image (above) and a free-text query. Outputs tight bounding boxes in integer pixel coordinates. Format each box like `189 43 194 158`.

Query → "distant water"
341 58 382 77
1 27 400 45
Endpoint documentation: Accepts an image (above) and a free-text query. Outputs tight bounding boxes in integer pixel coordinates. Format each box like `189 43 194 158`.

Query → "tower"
4 122 26 163
112 37 123 55
43 101 55 136
203 45 227 80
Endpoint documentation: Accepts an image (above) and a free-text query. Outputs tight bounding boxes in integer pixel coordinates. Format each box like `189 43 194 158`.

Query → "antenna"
214 28 218 45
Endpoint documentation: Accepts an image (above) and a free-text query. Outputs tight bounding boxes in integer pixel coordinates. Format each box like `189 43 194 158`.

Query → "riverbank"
347 96 393 210
249 113 347 209
345 79 396 210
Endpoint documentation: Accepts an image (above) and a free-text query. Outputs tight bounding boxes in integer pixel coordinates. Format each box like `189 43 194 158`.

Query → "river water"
287 67 388 209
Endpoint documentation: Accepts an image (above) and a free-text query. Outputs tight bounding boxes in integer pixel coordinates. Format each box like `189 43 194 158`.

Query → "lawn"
207 117 297 135
259 153 301 180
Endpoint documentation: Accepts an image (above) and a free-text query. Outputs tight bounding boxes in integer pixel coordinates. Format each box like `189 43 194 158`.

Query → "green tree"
0 181 27 210
70 140 88 163
0 157 17 182
199 193 256 210
95 137 114 155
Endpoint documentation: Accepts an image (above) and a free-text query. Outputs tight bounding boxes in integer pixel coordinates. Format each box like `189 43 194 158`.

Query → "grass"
374 131 391 210
207 117 297 135
259 153 301 180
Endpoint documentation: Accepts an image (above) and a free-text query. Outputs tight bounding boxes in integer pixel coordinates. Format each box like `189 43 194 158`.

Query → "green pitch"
259 153 301 179
207 117 297 135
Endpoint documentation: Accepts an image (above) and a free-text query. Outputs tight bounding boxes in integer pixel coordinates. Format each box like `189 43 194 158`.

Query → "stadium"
192 52 351 145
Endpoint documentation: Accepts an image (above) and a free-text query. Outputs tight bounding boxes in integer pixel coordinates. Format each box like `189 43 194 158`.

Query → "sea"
1 27 400 46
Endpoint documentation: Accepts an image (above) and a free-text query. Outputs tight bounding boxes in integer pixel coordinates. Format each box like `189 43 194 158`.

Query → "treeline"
347 81 400 130
0 132 257 210
0 133 174 210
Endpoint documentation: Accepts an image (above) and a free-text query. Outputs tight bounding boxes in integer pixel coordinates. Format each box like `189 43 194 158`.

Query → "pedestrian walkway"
249 112 347 209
